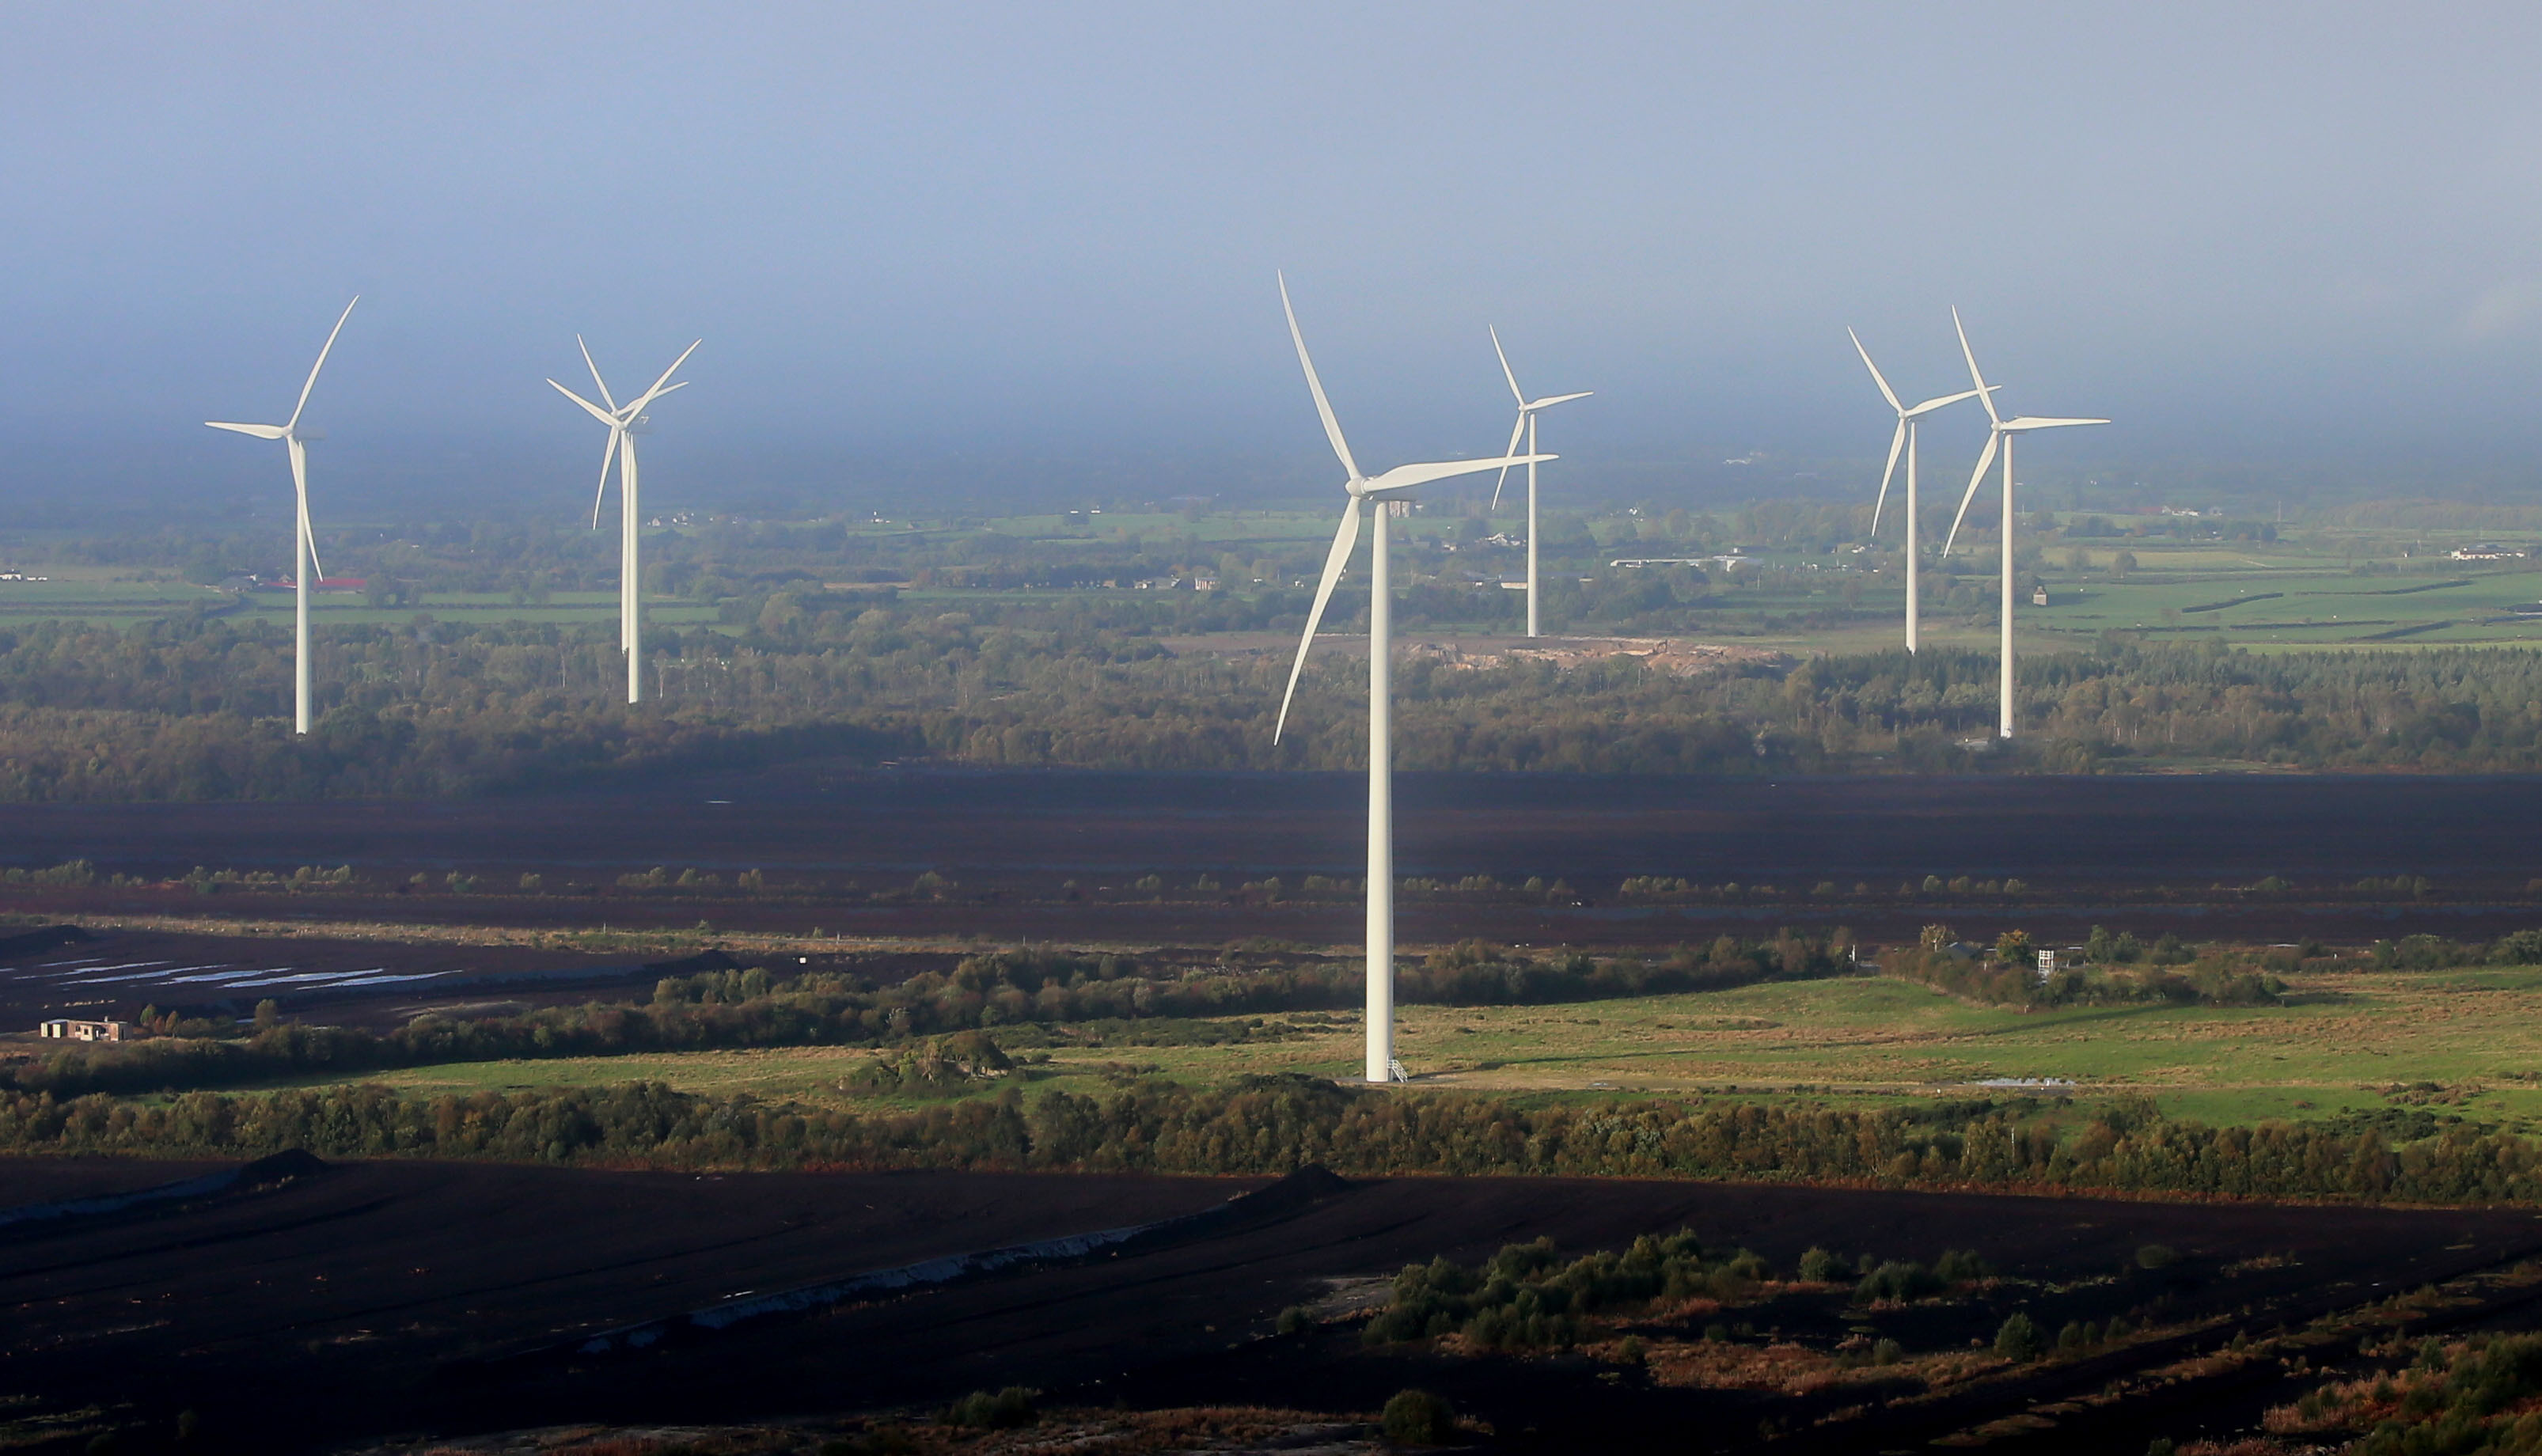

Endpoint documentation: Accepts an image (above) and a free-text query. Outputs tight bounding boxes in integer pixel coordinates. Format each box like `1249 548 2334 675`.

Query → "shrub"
1275 1304 1313 1336
1798 1246 1854 1282
1856 1261 1944 1303
1994 1312 2042 1362
1381 1389 1456 1444
2135 1243 2177 1270
1933 1249 1993 1283
943 1386 1036 1429
1872 1337 1905 1365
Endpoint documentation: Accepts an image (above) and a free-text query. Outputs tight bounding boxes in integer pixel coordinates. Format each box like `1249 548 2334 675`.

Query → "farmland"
232 964 2542 1132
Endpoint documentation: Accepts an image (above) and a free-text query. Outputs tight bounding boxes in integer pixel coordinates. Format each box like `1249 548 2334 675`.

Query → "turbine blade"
578 336 619 412
1903 385 1992 418
1277 274 1360 481
205 421 289 439
288 436 325 582
1489 412 1527 510
1491 325 1524 406
286 296 359 432
628 379 689 419
1945 431 2001 556
590 430 621 529
2002 415 2111 430
1274 498 1362 744
627 339 702 415
1849 328 1904 415
1872 419 1905 537
548 378 620 427
1952 307 2001 427
1363 455 1554 495
1527 391 1592 410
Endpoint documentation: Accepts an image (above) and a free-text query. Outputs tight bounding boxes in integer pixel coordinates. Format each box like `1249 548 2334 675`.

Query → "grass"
264 966 2542 1130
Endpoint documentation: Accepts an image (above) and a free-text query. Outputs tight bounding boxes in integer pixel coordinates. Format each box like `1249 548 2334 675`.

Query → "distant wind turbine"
1272 276 1550 1084
548 338 699 705
1942 309 2108 740
1485 329 1590 638
205 295 359 736
1848 328 1990 655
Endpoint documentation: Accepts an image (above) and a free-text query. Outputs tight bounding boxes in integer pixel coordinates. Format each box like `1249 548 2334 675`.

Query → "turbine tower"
548 338 699 705
205 296 359 736
1847 328 1988 654
1942 309 2107 740
1272 276 1549 1084
1485 329 1590 638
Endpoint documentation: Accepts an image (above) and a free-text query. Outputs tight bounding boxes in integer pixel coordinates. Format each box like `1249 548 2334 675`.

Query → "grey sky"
4 2 2540 515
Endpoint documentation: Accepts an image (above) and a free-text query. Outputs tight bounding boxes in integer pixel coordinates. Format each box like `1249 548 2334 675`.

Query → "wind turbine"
1272 276 1550 1085
1847 328 1988 654
1941 308 2108 740
548 338 699 705
1485 329 1590 638
205 296 359 736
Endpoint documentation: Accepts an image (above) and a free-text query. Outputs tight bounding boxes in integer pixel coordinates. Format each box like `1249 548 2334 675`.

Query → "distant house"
40 1018 127 1042
2453 543 2528 561
2032 586 2050 606
1610 558 1709 570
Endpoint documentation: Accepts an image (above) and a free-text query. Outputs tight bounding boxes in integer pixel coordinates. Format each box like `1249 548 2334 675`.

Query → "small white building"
2034 950 2058 981
40 1018 128 1042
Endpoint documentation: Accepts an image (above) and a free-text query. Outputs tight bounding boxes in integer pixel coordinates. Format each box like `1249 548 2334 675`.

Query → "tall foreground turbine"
1942 309 2108 739
1271 277 1550 1083
1485 329 1590 638
206 296 359 736
548 339 699 704
1847 328 1988 654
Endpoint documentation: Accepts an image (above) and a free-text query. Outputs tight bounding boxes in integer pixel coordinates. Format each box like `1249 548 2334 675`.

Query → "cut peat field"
9 768 2542 950
6 1156 2541 1454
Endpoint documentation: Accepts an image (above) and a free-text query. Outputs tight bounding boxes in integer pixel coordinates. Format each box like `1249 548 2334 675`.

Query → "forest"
6 497 2542 799
9 609 2542 798
1 1071 2529 1207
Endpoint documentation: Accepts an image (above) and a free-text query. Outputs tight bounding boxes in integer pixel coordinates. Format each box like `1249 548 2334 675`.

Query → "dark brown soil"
6 767 2542 953
6 1156 2540 1454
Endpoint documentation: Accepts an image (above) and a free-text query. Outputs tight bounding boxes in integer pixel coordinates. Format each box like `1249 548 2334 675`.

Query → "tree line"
13 608 2542 796
4 937 1847 1099
1 1075 2531 1206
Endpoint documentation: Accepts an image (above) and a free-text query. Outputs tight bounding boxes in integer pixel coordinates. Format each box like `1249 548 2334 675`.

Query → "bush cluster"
1363 1231 1765 1349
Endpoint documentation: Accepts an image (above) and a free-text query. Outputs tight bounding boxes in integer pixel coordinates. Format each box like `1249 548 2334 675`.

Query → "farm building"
38 1018 127 1041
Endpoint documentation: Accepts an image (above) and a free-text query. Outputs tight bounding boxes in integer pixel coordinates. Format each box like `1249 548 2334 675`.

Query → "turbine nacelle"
1942 309 2109 555
1850 325 2000 539
1489 327 1591 510
199 294 358 737
1271 276 1556 744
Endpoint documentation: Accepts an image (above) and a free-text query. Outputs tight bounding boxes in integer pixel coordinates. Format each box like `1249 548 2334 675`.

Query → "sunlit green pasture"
273 967 2542 1130
0 576 724 631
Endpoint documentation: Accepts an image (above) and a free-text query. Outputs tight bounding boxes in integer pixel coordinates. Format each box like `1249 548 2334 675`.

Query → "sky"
4 2 2542 520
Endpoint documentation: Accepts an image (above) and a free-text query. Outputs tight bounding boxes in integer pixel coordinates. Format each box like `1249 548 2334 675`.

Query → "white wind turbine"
1271 276 1551 1085
548 338 699 705
205 296 359 736
1941 308 2107 740
1848 328 1990 654
1485 329 1590 638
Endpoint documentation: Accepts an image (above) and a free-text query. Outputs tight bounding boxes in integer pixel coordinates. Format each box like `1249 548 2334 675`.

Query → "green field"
271 967 2542 1131
0 568 721 630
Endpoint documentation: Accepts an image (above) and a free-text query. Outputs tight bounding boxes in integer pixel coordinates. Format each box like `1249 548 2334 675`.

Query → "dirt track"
6 1157 2540 1454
